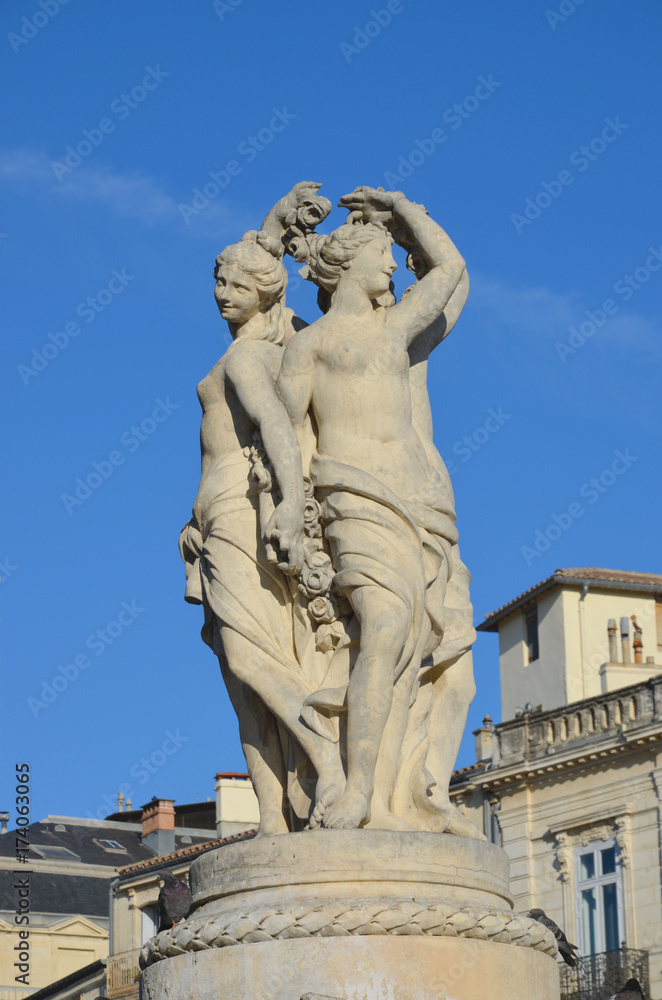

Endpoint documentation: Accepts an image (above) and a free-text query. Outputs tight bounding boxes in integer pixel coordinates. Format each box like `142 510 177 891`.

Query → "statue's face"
214 263 261 325
350 237 397 298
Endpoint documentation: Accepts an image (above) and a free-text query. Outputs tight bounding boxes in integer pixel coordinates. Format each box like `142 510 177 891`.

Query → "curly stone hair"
213 230 287 310
312 221 391 294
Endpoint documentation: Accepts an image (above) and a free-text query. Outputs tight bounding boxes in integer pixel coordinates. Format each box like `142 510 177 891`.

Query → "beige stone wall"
112 869 173 955
214 777 259 837
499 590 568 718
498 587 660 718
0 915 107 991
564 588 659 700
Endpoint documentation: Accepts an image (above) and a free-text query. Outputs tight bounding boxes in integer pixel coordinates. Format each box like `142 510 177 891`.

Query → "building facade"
0 790 243 998
12 780 258 1000
450 568 662 999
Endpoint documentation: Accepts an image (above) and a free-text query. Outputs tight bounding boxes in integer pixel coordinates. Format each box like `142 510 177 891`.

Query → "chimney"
631 615 643 663
620 617 631 664
473 714 494 762
141 798 176 856
607 619 619 661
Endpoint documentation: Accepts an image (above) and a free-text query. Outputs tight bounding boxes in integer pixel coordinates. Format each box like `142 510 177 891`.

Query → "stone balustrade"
493 674 662 768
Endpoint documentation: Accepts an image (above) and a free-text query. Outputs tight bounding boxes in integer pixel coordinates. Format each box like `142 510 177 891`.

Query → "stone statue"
146 182 561 1000
181 183 479 837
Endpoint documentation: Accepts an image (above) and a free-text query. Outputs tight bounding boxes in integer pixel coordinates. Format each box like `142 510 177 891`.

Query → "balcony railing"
0 989 35 1000
106 948 141 998
560 947 649 1000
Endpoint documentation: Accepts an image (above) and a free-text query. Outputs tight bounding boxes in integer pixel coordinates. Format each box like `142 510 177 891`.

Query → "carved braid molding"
140 897 558 968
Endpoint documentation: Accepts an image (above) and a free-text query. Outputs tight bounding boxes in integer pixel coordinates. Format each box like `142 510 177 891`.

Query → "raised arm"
338 187 466 348
407 268 470 366
225 344 305 573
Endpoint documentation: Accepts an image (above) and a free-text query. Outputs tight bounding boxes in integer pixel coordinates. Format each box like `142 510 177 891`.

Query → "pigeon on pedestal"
610 979 645 1000
157 870 192 932
527 908 578 967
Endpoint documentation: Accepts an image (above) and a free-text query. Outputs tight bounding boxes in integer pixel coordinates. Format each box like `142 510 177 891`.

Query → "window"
31 844 80 861
141 904 159 945
575 840 623 955
525 606 539 663
94 838 127 853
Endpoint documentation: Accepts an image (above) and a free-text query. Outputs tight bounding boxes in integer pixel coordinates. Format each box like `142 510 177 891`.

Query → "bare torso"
303 312 434 498
193 340 282 527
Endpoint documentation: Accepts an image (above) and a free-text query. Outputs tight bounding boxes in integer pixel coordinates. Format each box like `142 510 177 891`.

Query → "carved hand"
264 500 305 577
338 186 419 250
338 186 404 223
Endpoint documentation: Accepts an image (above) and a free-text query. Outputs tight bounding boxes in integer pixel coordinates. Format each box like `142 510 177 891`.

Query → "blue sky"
1 0 660 824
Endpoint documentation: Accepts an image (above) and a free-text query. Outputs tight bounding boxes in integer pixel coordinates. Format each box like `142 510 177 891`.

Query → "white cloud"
471 272 661 356
0 148 239 236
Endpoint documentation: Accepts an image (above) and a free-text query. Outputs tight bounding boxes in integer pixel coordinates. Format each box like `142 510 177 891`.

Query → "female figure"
181 224 344 834
277 188 471 830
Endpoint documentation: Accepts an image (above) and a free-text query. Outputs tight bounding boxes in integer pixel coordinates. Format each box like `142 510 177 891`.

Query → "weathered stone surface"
141 932 560 1000
181 183 478 837
140 833 560 998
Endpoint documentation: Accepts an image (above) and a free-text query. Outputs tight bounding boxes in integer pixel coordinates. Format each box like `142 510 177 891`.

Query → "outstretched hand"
338 186 404 225
264 501 305 577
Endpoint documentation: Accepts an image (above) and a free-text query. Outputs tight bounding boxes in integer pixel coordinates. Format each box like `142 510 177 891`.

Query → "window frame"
140 903 159 945
93 837 128 853
574 838 624 956
524 605 539 664
31 844 81 861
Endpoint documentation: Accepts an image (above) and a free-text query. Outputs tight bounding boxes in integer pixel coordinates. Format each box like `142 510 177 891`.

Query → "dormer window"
525 606 539 663
94 838 128 853
32 845 80 861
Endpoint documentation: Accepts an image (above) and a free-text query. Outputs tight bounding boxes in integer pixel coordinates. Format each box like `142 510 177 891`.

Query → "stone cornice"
470 726 662 791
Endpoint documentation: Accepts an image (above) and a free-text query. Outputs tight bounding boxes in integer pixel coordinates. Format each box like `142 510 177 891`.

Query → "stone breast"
324 337 408 380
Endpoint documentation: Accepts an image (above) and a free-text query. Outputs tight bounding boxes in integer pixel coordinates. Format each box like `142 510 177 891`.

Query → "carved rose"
300 564 334 598
303 497 323 537
309 596 336 624
303 477 315 499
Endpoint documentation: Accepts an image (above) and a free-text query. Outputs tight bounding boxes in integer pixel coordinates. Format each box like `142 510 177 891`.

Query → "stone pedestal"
140 831 560 999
